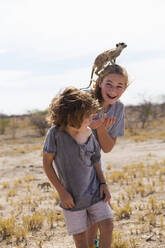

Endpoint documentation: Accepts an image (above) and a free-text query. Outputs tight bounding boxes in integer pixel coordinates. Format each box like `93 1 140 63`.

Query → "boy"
43 87 114 248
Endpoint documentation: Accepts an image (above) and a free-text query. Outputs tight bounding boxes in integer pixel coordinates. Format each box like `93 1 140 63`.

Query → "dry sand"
0 138 165 247
102 138 165 168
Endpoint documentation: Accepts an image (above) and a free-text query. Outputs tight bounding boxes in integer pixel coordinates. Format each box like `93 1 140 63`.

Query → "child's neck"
65 126 91 144
65 126 81 135
102 102 111 110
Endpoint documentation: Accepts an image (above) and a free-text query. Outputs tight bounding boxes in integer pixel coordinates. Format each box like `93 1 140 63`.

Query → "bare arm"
93 161 106 184
93 162 111 202
90 116 117 153
43 152 75 208
96 126 117 153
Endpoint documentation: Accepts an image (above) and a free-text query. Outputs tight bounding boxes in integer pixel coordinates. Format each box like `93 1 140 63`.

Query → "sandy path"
102 139 165 168
1 139 165 183
0 138 165 247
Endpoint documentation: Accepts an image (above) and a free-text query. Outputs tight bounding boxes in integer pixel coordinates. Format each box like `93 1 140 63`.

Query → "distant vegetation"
124 101 165 141
0 101 165 141
0 110 49 140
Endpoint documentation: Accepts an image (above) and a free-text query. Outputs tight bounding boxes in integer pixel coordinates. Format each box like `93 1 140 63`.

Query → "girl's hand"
59 189 75 209
102 116 116 129
90 114 106 130
100 184 111 202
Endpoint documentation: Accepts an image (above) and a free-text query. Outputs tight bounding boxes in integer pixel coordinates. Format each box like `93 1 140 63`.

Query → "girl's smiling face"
99 73 126 108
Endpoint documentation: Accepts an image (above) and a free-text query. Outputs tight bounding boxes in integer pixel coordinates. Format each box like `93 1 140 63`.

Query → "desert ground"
0 122 165 247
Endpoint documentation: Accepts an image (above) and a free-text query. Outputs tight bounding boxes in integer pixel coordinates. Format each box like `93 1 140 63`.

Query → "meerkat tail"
88 66 95 88
80 65 95 90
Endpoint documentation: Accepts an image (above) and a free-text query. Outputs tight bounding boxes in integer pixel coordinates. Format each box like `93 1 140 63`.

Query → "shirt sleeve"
108 105 125 138
91 136 101 164
43 126 57 154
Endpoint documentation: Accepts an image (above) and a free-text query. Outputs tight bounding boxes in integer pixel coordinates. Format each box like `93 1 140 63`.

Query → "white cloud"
0 49 8 54
0 70 33 89
0 67 90 114
120 57 165 105
0 0 165 60
0 0 165 114
1 55 165 114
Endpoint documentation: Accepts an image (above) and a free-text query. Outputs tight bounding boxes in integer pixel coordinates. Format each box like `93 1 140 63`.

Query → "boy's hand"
59 189 75 209
100 184 111 203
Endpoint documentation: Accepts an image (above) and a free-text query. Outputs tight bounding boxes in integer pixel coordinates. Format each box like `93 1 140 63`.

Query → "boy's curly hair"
92 64 129 104
47 86 100 130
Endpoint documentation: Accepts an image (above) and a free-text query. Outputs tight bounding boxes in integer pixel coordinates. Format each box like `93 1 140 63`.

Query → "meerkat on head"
86 42 127 89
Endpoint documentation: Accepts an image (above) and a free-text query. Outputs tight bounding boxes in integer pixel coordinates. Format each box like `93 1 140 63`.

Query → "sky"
0 0 165 115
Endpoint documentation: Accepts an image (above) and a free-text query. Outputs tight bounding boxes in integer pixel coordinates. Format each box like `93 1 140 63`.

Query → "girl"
87 64 129 248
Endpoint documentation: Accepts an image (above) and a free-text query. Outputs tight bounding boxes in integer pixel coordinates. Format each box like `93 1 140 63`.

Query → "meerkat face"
116 42 127 49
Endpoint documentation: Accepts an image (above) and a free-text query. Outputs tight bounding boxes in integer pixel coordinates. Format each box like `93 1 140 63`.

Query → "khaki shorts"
62 201 114 235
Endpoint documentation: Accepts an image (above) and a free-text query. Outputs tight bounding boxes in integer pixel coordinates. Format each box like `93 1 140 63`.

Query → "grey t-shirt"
91 101 125 146
83 88 125 139
43 126 102 211
94 100 125 138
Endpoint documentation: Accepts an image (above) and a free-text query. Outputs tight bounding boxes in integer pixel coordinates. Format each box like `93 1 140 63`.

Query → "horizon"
1 95 164 117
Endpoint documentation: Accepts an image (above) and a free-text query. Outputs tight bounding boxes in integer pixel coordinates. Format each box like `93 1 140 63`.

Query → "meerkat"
37 182 51 191
89 42 127 88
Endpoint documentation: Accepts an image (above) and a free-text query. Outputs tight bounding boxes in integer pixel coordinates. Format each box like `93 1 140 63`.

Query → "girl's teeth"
107 94 116 99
